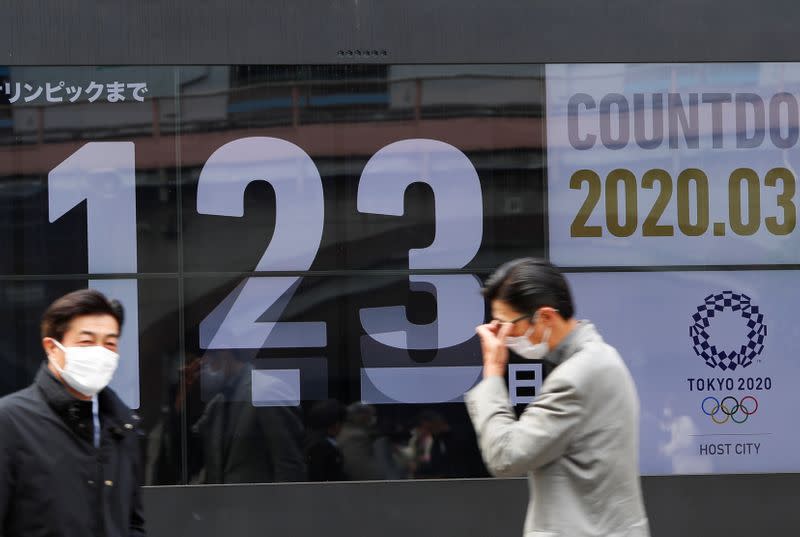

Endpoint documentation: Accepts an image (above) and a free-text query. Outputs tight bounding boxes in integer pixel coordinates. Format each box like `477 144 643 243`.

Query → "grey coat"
465 322 650 537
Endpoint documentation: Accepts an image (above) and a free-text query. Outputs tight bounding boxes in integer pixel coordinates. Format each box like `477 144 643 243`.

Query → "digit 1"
48 142 141 408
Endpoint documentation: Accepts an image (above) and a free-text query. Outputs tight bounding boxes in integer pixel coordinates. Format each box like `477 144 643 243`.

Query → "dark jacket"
0 365 145 537
304 431 346 482
193 365 306 484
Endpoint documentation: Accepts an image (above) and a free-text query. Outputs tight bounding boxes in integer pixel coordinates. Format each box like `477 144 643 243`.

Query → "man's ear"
540 307 558 323
42 337 58 358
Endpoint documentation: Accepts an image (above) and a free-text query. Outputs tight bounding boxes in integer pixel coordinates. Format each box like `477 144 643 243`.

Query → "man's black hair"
482 258 575 319
308 399 346 431
41 289 124 341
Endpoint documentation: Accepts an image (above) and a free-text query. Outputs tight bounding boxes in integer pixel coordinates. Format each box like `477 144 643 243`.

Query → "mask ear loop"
46 338 67 374
527 310 555 346
522 325 535 338
521 311 538 338
540 326 552 348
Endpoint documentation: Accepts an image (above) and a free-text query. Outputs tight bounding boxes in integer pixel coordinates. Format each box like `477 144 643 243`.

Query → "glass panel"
3 62 796 483
0 66 183 485
181 273 492 483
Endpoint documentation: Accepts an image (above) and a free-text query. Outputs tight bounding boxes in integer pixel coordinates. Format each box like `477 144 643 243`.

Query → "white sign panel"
568 270 800 475
547 63 800 266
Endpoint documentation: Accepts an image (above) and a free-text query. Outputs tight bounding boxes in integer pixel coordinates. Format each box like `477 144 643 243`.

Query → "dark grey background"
143 474 800 537
2 0 799 64
5 1 799 536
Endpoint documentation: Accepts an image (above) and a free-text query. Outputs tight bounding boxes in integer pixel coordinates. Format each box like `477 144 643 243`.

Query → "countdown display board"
548 63 800 474
0 65 544 484
0 64 796 483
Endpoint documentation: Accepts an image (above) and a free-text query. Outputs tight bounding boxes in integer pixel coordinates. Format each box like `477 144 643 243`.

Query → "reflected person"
192 350 306 483
305 399 346 481
0 289 145 537
465 259 650 537
406 410 452 479
145 352 203 485
337 403 388 480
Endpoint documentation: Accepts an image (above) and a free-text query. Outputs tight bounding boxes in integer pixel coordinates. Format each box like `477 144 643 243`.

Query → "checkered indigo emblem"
689 291 767 371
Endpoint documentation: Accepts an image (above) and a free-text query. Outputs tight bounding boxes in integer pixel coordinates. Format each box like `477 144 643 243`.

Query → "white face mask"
48 340 119 396
505 315 551 361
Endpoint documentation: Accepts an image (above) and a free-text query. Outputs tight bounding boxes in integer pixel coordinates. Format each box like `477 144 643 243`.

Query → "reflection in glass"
0 63 548 485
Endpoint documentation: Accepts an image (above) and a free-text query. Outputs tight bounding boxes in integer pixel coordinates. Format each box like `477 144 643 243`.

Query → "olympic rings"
701 395 758 424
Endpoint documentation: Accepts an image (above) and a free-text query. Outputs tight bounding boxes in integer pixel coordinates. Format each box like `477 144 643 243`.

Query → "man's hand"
475 321 512 379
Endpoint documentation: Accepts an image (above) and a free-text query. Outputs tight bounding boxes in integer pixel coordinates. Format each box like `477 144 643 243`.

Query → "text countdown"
547 63 800 267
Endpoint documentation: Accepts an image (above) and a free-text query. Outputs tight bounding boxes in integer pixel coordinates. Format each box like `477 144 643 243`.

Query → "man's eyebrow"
78 330 120 338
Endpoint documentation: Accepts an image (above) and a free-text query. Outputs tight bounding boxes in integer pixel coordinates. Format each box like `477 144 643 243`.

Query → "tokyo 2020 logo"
689 291 767 371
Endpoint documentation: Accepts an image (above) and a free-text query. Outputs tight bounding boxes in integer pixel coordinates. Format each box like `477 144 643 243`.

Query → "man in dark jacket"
192 350 307 484
304 399 346 482
0 289 145 537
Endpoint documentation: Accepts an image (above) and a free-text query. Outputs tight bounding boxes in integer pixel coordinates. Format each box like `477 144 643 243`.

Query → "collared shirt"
92 395 101 448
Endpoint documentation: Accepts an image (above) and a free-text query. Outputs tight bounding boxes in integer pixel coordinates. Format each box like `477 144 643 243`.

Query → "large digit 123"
47 138 488 407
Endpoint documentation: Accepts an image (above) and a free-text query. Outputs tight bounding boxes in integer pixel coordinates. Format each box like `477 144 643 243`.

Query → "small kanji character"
66 86 83 103
45 82 64 103
4 82 21 103
23 83 43 103
106 81 125 103
85 81 104 103
127 82 148 102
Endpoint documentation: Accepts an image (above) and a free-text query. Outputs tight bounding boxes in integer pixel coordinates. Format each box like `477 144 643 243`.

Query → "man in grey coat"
465 258 650 537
